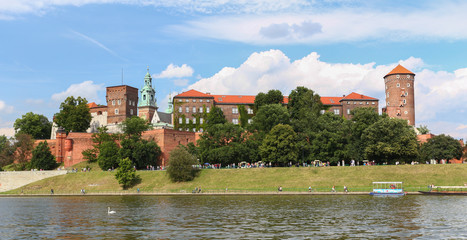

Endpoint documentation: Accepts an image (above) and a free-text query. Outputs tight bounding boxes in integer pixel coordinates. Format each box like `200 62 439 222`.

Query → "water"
0 195 466 239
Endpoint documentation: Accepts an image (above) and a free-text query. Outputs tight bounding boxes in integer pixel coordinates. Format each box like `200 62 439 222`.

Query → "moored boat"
419 186 467 195
370 182 406 196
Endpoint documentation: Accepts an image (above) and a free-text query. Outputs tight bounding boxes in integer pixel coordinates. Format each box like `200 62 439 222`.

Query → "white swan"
108 207 116 214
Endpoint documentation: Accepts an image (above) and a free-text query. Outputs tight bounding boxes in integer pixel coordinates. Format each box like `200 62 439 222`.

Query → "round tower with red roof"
383 64 415 126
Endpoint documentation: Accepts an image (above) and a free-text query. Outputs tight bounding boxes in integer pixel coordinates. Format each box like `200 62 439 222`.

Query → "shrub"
167 145 200 182
30 141 57 170
115 157 140 189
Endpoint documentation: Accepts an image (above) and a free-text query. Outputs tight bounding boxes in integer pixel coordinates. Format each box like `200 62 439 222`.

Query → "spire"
385 64 414 77
138 67 157 108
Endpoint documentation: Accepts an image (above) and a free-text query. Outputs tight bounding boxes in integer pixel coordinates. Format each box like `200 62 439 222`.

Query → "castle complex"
44 64 417 167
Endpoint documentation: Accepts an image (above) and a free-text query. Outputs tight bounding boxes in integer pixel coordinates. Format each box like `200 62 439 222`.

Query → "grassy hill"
3 163 466 194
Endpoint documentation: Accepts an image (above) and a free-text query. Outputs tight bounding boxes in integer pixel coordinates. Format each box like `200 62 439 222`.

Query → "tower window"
407 75 411 79
115 109 119 114
130 109 133 115
151 95 154 101
405 92 408 96
396 83 400 87
396 74 400 78
112 100 115 106
403 99 407 104
143 95 146 101
404 111 408 114
407 83 411 87
118 99 121 105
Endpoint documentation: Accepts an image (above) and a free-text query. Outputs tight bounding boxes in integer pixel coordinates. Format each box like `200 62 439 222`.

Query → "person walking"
331 186 336 192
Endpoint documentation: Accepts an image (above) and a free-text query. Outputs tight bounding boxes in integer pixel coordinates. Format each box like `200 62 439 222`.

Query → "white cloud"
188 49 467 140
154 64 194 79
0 100 14 114
51 81 105 103
70 30 127 61
171 2 467 44
0 127 14 138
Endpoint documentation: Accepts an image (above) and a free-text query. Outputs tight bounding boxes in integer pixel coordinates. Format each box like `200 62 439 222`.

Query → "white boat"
370 182 406 196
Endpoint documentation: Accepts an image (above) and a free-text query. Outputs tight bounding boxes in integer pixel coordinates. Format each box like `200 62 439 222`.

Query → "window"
347 109 350 115
232 107 238 114
407 83 411 87
130 109 133 115
193 107 196 113
247 108 253 114
372 102 375 105
118 99 121 105
193 128 196 132
143 95 146 101
404 111 408 115
320 110 325 114
359 102 363 105
185 118 189 124
248 119 253 124
186 107 190 113
115 109 119 114
207 100 210 103
151 95 154 101
112 100 115 106
387 101 390 106
396 83 400 87
347 101 350 104
206 107 210 113
366 102 369 105
193 99 196 102
387 93 389 97
200 118 204 124
186 128 189 131
178 107 182 113
200 99 203 103
178 99 182 102
179 118 182 124
403 99 407 104
396 74 400 78
354 101 357 105
193 118 196 124
232 118 238 125
185 99 189 102
405 92 408 96
407 75 411 79
334 109 340 115
179 128 182 131
199 107 203 113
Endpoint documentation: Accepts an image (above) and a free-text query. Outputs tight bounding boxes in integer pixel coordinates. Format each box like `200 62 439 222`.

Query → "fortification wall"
0 170 67 192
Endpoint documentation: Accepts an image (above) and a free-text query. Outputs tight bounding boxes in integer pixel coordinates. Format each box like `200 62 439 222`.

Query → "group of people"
192 187 202 193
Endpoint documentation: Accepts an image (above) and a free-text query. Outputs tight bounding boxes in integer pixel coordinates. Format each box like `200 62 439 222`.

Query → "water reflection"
0 195 466 239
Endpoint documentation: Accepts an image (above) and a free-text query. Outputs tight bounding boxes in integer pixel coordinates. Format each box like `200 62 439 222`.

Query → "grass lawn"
3 163 466 194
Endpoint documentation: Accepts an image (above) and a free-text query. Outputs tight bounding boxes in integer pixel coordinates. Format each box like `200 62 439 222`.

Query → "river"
0 195 465 239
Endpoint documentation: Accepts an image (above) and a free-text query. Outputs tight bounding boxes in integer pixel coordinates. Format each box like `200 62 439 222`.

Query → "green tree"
0 135 14 168
54 96 92 134
115 157 140 189
167 145 200 182
308 112 347 165
347 107 382 160
417 125 430 134
288 86 324 133
120 116 153 139
206 107 227 126
254 89 284 109
361 118 419 164
30 141 57 170
420 134 462 161
97 141 120 171
14 112 52 139
119 138 161 169
260 124 298 166
13 133 34 170
251 104 290 133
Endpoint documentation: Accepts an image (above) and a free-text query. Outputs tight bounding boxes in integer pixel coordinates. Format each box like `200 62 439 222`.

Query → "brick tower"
138 67 157 121
106 85 139 124
383 64 415 126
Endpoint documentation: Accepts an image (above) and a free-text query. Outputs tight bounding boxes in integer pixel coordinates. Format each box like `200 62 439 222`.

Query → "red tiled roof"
87 102 98 108
341 92 378 101
213 95 256 104
385 64 414 77
175 89 213 98
321 97 343 105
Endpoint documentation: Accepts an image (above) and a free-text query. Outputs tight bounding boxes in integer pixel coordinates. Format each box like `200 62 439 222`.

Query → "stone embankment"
0 171 67 192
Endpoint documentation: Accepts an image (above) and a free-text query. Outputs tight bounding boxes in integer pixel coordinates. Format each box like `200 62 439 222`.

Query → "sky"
0 0 466 140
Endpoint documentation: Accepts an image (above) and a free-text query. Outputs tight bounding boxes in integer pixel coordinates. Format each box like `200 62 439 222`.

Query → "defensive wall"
34 129 200 168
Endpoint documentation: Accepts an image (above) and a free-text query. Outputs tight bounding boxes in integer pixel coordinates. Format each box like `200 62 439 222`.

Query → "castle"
43 64 417 168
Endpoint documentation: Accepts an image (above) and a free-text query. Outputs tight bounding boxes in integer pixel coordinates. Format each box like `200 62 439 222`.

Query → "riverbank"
1 163 465 195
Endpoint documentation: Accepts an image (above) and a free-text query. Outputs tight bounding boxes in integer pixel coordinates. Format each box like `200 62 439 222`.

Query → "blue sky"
0 0 466 140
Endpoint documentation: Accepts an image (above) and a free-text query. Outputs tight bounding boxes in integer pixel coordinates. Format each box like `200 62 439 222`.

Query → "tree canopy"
361 118 419 164
115 157 140 189
259 124 298 166
120 116 153 139
251 104 290 133
167 145 200 182
206 106 227 126
420 134 462 161
30 141 57 170
54 96 92 134
14 112 52 139
254 89 283 109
